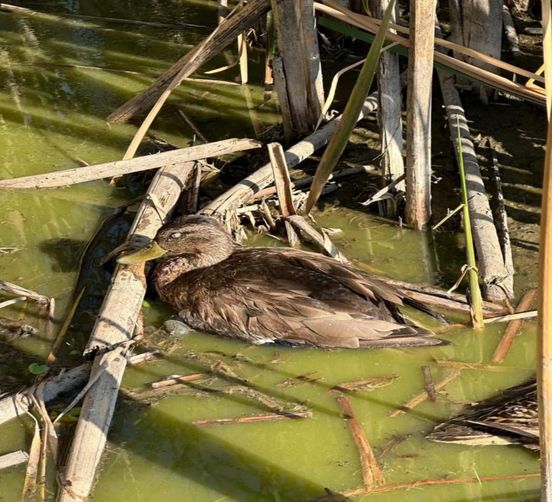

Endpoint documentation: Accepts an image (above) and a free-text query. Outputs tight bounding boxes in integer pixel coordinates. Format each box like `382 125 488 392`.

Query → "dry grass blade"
304 0 395 214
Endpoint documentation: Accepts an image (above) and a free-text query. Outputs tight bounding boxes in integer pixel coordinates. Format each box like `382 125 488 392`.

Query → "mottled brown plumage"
121 215 447 348
427 379 539 450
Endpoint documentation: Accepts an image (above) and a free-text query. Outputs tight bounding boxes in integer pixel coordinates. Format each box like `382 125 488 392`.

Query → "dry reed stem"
150 373 207 389
193 411 311 426
389 368 462 417
434 360 521 372
335 393 385 489
492 289 538 363
343 472 540 497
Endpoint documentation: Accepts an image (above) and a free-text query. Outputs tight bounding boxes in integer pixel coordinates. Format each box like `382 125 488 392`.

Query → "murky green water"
0 1 542 501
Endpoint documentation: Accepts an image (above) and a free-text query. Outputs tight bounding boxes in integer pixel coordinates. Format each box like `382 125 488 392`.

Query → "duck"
427 379 539 450
118 214 448 349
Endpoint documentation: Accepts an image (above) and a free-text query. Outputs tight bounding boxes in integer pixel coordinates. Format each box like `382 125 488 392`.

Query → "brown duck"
118 215 447 349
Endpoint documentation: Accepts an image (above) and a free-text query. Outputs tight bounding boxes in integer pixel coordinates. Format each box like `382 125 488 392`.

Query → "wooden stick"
343 472 540 497
193 411 311 426
107 0 270 124
389 368 462 417
150 373 207 389
404 0 435 229
0 139 259 191
201 93 379 215
0 450 28 470
57 162 195 502
335 394 385 489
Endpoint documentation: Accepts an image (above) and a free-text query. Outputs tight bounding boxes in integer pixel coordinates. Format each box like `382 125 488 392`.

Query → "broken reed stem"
456 117 484 328
193 411 311 427
389 368 462 417
335 393 385 489
343 472 540 497
150 373 207 389
0 450 28 471
267 142 296 217
492 289 538 363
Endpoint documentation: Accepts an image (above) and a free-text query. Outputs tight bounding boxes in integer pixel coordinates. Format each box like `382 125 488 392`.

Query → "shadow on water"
106 393 330 502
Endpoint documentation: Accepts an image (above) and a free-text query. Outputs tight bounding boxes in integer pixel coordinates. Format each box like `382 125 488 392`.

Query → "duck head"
117 215 235 269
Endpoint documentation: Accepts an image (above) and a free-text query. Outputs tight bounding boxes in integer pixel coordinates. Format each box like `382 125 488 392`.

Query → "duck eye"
170 232 182 239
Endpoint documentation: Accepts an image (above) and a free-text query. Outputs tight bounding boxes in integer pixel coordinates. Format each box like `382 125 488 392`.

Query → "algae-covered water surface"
0 1 544 501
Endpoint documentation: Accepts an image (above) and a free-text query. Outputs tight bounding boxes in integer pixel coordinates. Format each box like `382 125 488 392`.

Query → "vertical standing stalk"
538 0 552 497
456 117 484 328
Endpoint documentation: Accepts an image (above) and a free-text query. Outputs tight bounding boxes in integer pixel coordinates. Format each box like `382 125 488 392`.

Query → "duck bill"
117 241 167 265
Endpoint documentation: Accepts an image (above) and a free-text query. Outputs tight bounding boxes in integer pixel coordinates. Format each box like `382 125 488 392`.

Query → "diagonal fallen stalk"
0 139 260 190
57 162 195 502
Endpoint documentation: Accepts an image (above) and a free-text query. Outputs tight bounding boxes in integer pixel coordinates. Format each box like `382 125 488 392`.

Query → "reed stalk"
456 117 484 328
538 0 552 495
304 0 395 213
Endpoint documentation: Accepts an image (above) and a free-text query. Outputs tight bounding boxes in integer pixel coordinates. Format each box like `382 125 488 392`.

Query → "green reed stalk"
456 117 483 328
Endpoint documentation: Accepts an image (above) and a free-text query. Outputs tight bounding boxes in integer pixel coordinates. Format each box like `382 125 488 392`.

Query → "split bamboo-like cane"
57 162 195 502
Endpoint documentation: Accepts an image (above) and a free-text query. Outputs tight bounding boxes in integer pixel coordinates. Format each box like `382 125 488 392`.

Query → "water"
0 1 542 501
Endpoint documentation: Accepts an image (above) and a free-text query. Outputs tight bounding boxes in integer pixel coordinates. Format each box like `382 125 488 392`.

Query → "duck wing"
170 248 446 348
